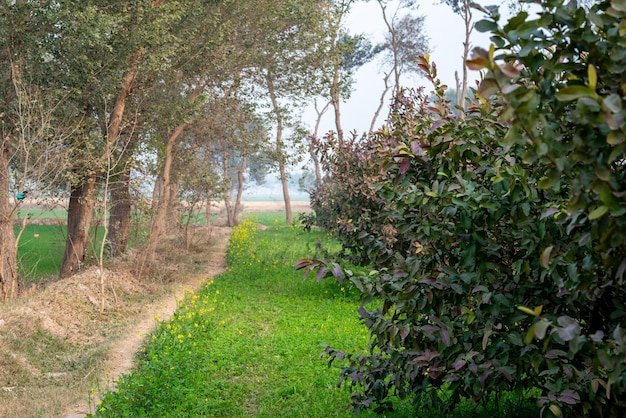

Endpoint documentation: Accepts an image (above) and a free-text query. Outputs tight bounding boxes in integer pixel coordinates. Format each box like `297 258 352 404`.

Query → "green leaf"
588 64 597 91
474 19 498 33
589 205 609 220
540 246 553 268
555 85 596 101
525 326 535 345
538 169 561 189
607 131 625 145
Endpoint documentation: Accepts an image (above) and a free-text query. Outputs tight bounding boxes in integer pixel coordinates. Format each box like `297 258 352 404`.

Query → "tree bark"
330 64 345 144
232 151 247 226
108 162 132 256
144 121 187 262
0 140 18 301
144 77 207 262
221 150 234 227
166 180 180 234
310 99 330 188
457 0 472 119
59 173 98 278
369 70 392 135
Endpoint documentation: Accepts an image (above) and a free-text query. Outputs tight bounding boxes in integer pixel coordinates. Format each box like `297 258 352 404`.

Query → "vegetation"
91 221 377 417
89 220 539 417
1 0 383 298
301 1 626 417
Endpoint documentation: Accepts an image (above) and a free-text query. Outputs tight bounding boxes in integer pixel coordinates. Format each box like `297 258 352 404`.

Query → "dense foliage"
301 1 626 416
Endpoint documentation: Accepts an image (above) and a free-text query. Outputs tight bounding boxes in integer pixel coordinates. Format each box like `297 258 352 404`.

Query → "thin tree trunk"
0 141 18 301
60 174 98 278
310 99 330 188
330 64 345 144
458 0 472 118
266 72 293 225
369 70 392 135
144 77 207 262
144 123 185 262
233 151 247 226
167 180 180 233
222 150 234 227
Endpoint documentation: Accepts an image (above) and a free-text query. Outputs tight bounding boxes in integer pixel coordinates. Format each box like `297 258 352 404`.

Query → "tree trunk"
60 174 98 278
143 77 207 262
369 70 392 135
144 123 186 262
310 99 330 188
60 58 138 277
330 64 345 144
166 180 180 233
221 150 234 227
0 142 18 301
232 151 247 226
266 71 293 225
457 0 472 118
108 163 132 256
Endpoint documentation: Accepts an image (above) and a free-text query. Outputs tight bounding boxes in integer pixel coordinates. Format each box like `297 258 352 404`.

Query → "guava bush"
299 1 626 416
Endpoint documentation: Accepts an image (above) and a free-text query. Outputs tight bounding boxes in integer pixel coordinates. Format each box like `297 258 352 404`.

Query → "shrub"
299 1 626 416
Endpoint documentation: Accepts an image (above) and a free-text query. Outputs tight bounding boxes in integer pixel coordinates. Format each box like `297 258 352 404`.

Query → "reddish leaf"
477 78 499 98
441 329 451 347
399 157 410 174
482 330 492 350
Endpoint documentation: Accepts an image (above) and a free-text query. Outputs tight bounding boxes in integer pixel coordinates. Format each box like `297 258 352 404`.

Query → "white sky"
305 0 494 135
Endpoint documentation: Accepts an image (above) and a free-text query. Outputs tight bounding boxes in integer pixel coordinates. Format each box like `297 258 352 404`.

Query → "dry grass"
0 226 231 418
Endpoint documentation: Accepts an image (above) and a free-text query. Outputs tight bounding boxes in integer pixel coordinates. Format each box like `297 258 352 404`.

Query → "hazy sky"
306 0 494 135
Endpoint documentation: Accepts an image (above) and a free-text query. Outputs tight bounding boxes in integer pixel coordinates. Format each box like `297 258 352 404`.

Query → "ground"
0 201 309 418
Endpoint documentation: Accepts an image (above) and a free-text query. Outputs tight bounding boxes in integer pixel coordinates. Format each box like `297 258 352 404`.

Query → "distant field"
14 202 311 283
14 200 311 221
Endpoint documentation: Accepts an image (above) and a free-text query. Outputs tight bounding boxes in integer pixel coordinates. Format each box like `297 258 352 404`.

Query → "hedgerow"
300 1 626 416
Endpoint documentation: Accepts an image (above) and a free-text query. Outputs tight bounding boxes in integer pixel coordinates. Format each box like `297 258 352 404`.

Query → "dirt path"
62 228 230 418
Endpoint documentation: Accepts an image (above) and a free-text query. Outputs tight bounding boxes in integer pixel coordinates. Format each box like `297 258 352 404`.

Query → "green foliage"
301 2 626 414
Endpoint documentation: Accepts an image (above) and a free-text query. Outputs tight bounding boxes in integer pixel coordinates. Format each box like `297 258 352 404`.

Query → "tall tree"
439 0 476 115
372 0 429 126
0 1 68 298
55 0 187 277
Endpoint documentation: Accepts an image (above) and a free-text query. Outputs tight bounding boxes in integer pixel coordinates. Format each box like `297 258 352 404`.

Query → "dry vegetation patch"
0 226 231 418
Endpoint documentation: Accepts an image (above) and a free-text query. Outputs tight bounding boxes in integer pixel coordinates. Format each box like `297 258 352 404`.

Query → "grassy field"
89 220 410 417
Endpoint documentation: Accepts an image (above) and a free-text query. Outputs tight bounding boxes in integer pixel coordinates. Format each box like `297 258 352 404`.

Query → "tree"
301 0 626 415
244 0 329 225
372 0 429 129
55 0 187 277
0 1 69 298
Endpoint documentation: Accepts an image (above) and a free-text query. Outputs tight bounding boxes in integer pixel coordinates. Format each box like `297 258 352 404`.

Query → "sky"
305 0 495 135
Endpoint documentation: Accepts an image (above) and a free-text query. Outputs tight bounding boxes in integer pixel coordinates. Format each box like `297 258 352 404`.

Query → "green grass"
16 224 67 282
15 222 144 284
